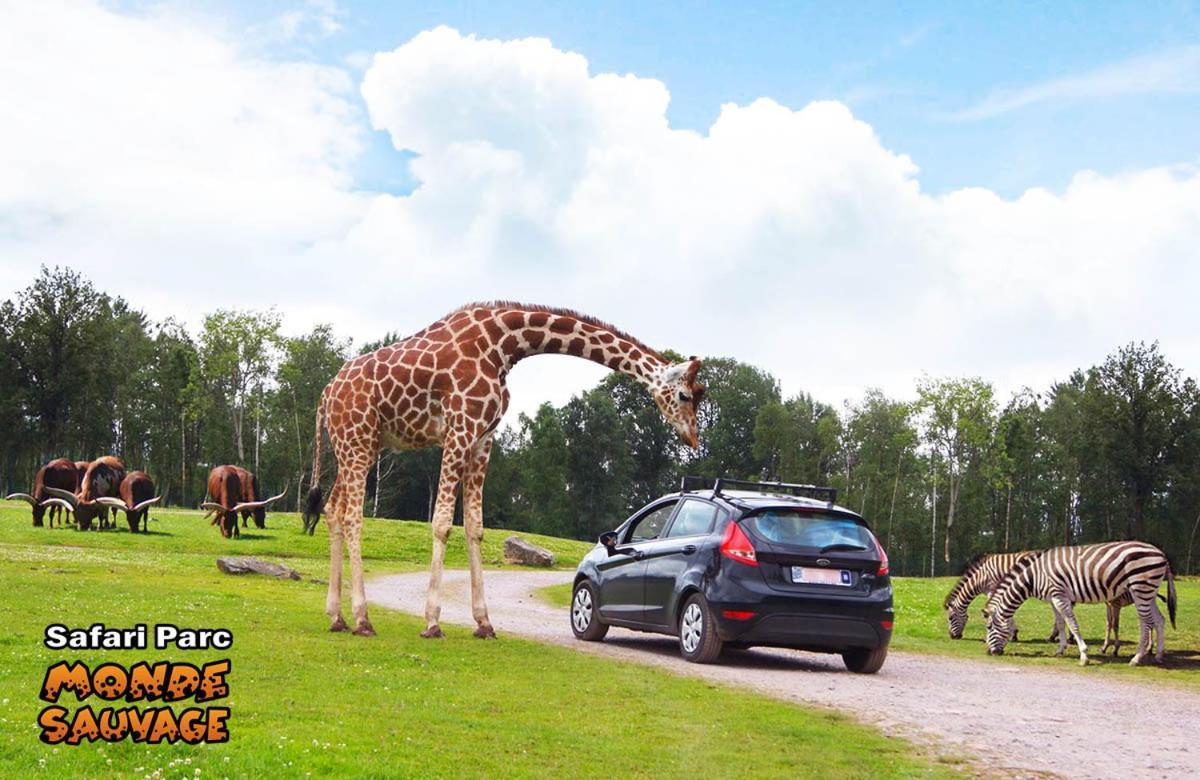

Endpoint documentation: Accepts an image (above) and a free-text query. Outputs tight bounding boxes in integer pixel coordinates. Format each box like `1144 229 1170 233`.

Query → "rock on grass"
503 536 555 567
216 556 301 580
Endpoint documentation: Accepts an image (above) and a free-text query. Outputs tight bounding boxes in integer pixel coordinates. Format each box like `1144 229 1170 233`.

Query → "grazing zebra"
947 551 1141 654
984 542 1177 666
945 552 1043 639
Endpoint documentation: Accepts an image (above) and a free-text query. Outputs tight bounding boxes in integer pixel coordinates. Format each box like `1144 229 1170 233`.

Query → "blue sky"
4 1 1200 415
208 0 1200 197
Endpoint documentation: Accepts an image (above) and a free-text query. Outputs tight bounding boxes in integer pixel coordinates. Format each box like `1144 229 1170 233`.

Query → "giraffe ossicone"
302 302 705 638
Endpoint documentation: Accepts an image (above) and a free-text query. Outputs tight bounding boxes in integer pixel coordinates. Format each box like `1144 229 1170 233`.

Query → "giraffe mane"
447 301 666 361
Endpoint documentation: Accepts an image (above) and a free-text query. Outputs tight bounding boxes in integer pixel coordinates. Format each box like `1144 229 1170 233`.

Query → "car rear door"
639 499 719 627
597 500 677 624
741 509 885 598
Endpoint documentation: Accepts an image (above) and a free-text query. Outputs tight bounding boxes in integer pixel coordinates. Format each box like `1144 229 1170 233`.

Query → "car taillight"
722 610 756 621
881 620 893 630
872 534 889 577
720 522 757 566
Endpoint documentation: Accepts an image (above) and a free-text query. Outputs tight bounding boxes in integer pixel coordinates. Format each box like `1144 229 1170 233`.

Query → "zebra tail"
1166 565 1177 629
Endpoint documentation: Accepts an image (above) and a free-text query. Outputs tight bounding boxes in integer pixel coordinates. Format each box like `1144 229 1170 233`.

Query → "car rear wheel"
570 580 608 641
679 593 723 663
842 645 888 674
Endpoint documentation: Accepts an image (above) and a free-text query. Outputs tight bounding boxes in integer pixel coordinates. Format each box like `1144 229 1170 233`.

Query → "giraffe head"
651 357 705 449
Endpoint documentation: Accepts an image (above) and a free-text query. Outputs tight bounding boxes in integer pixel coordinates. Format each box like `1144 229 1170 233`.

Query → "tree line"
4 266 1200 575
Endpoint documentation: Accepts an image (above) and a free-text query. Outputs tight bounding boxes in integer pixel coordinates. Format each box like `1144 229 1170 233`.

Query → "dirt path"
368 569 1199 779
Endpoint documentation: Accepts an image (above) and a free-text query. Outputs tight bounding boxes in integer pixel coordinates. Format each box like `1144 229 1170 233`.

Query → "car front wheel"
570 580 609 641
679 593 724 663
842 645 888 674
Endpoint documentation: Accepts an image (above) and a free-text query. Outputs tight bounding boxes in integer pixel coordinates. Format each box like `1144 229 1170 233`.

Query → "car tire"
570 580 608 641
678 593 724 663
842 645 888 674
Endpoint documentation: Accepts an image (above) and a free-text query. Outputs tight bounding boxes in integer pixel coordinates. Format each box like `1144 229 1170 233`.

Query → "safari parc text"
37 623 233 746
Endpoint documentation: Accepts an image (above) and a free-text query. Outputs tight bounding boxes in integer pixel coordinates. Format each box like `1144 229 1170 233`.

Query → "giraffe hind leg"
325 476 348 632
463 438 496 639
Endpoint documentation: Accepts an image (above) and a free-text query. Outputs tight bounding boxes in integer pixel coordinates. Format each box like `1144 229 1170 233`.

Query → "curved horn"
200 502 228 513
94 496 129 509
5 492 37 506
232 486 287 513
43 487 79 507
132 497 161 512
40 498 76 513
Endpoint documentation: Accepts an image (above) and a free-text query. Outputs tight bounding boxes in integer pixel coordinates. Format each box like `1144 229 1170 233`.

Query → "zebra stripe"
984 541 1178 666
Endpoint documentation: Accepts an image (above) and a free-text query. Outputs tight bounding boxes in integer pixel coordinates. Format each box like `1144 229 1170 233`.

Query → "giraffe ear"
660 362 691 384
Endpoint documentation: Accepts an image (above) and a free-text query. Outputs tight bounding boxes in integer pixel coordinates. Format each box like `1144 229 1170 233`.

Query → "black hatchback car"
569 477 893 672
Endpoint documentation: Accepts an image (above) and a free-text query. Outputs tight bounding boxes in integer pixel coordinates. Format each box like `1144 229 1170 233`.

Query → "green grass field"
0 501 955 779
539 571 1200 689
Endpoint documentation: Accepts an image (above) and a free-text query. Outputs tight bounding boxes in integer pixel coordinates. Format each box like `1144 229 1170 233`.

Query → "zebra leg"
1050 595 1088 665
1128 586 1157 666
1152 596 1166 664
1101 602 1120 656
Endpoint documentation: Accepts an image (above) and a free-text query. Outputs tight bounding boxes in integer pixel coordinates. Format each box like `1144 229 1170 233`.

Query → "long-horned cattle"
231 466 271 529
201 465 285 539
40 456 126 531
100 471 161 533
6 458 78 527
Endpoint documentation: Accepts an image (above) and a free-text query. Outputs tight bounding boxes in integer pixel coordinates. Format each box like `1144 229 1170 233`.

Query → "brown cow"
99 471 161 533
6 458 78 527
231 466 271 529
201 465 285 539
41 456 127 531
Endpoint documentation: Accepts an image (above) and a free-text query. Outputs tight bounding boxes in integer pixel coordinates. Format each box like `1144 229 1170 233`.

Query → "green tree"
916 377 996 569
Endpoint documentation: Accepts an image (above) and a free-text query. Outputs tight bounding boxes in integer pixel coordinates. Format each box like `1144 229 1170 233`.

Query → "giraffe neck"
488 307 668 387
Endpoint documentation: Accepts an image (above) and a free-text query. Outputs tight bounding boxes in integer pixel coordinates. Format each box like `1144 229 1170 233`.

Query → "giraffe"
303 302 705 639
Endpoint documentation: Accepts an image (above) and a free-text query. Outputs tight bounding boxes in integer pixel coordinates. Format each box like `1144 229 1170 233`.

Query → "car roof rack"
679 476 837 506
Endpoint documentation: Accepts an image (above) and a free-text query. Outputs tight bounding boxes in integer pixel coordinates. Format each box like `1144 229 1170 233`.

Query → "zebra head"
946 605 969 639
982 606 1012 655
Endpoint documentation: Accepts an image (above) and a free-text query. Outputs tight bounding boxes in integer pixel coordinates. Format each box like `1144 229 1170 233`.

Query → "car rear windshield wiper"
819 543 869 553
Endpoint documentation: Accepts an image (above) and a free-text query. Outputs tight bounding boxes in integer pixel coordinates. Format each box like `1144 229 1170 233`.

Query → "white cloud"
2 14 1199 425
950 45 1200 121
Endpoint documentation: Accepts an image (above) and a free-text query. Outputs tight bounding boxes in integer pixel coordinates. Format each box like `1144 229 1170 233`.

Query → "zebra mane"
990 552 1039 606
943 553 989 610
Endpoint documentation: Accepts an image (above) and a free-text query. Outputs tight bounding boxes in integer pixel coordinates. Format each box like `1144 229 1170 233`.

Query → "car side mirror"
599 531 619 554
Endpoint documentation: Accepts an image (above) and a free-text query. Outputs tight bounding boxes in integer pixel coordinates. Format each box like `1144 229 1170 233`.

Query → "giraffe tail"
302 390 328 536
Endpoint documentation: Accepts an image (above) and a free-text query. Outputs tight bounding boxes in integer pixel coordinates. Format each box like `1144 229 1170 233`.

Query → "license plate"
791 566 853 586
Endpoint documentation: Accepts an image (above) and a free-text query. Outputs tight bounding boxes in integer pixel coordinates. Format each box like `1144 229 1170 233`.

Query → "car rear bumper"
707 570 893 650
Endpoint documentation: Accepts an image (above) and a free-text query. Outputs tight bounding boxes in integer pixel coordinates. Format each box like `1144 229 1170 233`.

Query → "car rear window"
744 510 874 550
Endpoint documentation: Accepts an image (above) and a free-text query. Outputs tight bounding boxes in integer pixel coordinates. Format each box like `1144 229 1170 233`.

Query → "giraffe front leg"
423 445 466 639
325 480 348 632
463 438 495 639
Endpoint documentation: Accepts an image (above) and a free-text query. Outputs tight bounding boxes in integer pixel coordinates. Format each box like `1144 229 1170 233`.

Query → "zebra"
946 551 1142 655
983 541 1177 666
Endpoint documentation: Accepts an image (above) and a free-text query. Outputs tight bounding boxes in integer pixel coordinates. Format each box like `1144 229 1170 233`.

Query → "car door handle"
682 545 697 554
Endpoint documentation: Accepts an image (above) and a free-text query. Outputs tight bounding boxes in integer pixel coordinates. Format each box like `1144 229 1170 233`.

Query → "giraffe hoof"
421 625 444 639
473 624 497 640
352 621 376 637
329 615 349 632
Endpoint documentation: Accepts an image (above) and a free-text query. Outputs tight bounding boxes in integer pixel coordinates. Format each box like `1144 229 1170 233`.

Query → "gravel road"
367 569 1200 779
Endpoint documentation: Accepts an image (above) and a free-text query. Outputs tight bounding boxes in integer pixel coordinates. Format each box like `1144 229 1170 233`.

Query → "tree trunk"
944 474 958 564
930 462 937 577
886 449 902 550
1004 485 1012 552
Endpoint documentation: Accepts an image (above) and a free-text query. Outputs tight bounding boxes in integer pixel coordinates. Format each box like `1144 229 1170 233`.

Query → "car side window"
665 499 717 538
628 502 677 542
